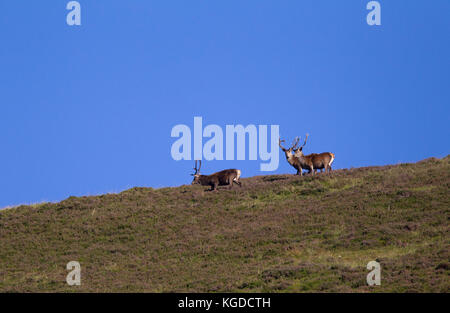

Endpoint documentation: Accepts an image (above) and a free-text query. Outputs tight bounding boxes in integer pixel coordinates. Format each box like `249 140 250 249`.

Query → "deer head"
279 137 300 161
191 160 202 185
294 133 309 158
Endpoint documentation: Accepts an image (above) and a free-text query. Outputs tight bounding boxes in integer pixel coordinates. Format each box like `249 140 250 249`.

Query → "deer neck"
295 152 309 165
285 152 296 166
198 175 213 184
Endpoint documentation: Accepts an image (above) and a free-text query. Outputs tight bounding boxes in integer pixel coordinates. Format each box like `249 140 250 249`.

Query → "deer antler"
191 160 203 176
280 137 301 151
279 138 288 151
292 137 300 150
299 133 309 149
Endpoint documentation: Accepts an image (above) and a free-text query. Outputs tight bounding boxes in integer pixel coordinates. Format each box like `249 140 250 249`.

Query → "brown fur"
192 163 242 191
280 135 335 176
279 139 303 175
294 150 335 175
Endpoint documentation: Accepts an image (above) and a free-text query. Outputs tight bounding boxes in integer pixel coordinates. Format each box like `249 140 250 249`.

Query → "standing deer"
294 134 335 175
191 160 242 191
279 137 304 175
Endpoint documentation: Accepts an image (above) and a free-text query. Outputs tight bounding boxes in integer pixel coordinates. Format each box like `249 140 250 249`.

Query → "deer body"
294 134 335 175
280 134 335 176
191 161 242 191
295 151 335 175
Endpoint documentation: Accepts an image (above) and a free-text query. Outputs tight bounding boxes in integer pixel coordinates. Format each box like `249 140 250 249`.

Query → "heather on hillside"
0 156 448 292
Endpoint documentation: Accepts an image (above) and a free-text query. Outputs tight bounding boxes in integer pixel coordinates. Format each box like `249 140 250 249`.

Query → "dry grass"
0 156 449 292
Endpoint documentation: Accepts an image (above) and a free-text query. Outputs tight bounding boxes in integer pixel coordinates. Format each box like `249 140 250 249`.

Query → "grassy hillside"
0 157 449 292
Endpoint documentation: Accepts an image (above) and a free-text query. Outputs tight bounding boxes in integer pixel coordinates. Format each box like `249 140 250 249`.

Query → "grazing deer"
191 160 242 191
294 134 335 175
279 137 304 175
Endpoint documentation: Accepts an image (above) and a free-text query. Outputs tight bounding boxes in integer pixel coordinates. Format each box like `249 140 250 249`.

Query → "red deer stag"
294 134 335 175
191 160 242 191
279 137 304 175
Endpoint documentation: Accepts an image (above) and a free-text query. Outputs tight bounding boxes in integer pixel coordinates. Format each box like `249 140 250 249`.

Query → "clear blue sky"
1 0 449 207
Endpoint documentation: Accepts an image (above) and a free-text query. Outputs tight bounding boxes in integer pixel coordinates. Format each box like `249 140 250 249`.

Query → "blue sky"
0 0 449 207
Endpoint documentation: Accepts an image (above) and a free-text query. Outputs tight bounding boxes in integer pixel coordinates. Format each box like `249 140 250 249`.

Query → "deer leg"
209 183 218 191
228 178 233 189
310 166 315 175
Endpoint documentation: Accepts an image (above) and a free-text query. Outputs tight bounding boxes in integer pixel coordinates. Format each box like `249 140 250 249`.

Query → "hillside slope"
0 157 449 292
